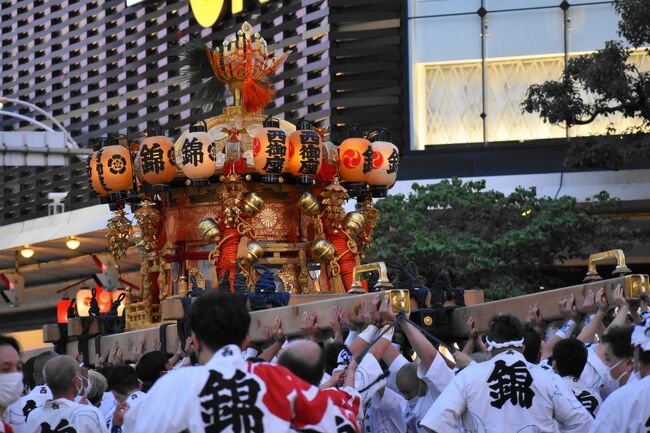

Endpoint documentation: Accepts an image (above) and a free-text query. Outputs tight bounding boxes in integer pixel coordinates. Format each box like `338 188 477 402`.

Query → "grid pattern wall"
0 0 332 225
329 0 406 150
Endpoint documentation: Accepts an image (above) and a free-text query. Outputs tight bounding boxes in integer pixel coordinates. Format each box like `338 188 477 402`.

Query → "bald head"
44 355 80 396
278 340 324 386
33 351 57 385
396 363 425 400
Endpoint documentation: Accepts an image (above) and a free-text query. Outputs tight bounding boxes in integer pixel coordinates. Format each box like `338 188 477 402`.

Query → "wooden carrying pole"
46 252 649 364
449 273 649 336
54 290 410 366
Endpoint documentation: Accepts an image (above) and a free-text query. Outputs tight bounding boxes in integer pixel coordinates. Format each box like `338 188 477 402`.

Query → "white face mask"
602 359 629 397
0 372 24 407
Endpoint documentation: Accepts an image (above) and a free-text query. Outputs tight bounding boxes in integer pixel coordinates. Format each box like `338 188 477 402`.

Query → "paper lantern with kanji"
287 120 323 184
366 129 400 193
136 125 176 185
89 138 134 195
253 117 288 182
88 151 109 197
176 121 216 181
338 134 372 183
57 297 72 324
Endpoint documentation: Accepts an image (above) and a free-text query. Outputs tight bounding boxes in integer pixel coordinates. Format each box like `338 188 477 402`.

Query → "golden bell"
197 218 220 242
242 193 265 217
299 192 321 216
343 211 365 236
246 242 264 264
310 239 336 262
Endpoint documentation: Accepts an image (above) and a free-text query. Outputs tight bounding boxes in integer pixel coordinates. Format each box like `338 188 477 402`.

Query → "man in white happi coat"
421 314 593 433
5 351 56 433
105 365 145 433
378 301 454 433
552 338 601 417
124 293 361 433
589 317 650 432
25 355 108 433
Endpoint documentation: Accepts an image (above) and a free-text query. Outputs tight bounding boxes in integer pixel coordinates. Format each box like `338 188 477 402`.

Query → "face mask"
0 372 24 407
601 359 629 397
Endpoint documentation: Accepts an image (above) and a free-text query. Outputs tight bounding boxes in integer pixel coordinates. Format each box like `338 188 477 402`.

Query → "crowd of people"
1 286 649 433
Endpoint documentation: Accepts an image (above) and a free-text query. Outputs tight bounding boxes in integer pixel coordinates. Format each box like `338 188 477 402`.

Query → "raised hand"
378 297 396 324
581 289 596 314
466 317 478 340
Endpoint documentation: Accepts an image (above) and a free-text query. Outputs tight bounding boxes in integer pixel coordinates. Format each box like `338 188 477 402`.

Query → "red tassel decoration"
242 76 274 113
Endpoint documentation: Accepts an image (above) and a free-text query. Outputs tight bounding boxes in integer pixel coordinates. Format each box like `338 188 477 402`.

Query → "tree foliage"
522 0 650 168
368 179 639 301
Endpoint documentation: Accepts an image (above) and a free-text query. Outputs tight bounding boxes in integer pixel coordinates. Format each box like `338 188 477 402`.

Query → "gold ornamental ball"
423 315 433 326
242 193 265 217
310 239 336 262
343 211 365 236
299 192 321 216
197 218 221 242
246 242 264 264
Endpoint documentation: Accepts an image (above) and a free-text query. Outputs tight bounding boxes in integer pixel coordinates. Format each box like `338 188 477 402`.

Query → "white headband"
485 337 524 352
631 318 650 351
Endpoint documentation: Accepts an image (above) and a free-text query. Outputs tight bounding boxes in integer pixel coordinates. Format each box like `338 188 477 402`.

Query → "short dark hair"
136 351 168 392
553 338 587 378
107 365 139 396
0 335 20 353
487 314 524 344
523 325 542 364
323 342 346 375
278 347 324 386
189 293 251 352
602 325 634 359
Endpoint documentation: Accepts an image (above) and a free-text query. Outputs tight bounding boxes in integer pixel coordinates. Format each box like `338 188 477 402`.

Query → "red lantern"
287 120 323 184
136 125 176 185
253 117 288 182
96 286 112 313
177 121 216 183
366 129 399 196
338 132 372 184
57 298 72 324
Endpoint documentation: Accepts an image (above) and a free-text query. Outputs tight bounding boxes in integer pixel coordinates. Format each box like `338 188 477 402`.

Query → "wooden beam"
448 274 649 336
45 274 649 365
54 290 410 365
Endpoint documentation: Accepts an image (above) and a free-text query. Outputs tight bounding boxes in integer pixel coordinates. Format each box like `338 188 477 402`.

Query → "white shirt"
107 391 146 431
421 349 593 433
405 354 454 433
355 354 385 406
589 374 650 433
5 385 52 433
560 376 601 417
385 353 452 433
579 346 609 398
123 344 361 433
25 397 108 433
99 391 116 424
362 387 407 433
